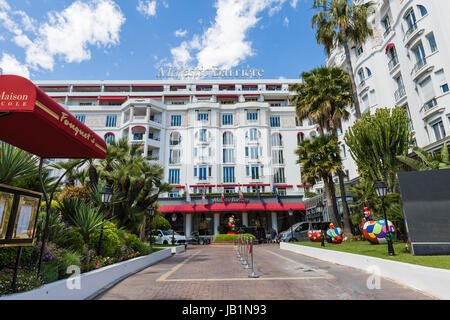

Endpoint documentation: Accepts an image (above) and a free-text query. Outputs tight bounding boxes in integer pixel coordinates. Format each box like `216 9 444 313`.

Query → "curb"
280 242 450 300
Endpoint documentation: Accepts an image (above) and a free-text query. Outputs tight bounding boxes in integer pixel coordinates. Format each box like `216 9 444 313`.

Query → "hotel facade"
328 0 450 181
33 78 323 237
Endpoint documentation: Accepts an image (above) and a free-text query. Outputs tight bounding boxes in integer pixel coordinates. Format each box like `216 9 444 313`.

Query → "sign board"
0 184 42 247
397 169 450 255
157 65 264 80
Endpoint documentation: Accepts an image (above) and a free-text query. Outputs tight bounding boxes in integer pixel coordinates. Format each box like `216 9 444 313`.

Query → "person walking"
270 228 277 244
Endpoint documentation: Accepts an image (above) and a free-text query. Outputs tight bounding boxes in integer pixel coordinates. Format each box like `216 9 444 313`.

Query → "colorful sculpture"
361 207 396 244
227 215 237 234
307 229 323 242
327 223 343 244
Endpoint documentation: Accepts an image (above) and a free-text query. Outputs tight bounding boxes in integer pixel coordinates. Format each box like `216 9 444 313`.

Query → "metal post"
244 237 250 269
249 237 259 278
242 237 249 266
321 229 325 247
240 236 245 262
237 235 241 258
149 214 153 252
382 198 395 256
11 246 23 294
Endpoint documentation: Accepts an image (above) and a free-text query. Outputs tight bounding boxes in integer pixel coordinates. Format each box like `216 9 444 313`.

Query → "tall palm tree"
0 141 38 185
312 0 374 119
296 134 343 227
290 66 353 234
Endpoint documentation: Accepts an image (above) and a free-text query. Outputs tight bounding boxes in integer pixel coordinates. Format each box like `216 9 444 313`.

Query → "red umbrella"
0 75 107 159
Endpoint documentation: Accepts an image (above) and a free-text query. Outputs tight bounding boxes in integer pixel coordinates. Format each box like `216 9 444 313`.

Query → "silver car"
280 222 330 242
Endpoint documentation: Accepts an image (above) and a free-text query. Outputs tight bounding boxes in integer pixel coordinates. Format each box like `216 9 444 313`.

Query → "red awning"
385 43 395 54
0 75 107 159
98 96 127 101
158 202 305 213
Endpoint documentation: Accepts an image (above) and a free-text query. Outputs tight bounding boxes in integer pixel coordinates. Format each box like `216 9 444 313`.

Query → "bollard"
239 236 245 262
242 237 249 267
237 235 241 258
244 236 250 269
248 237 259 278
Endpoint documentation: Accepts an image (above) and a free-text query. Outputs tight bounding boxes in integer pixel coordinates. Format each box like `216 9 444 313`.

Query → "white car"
154 229 187 245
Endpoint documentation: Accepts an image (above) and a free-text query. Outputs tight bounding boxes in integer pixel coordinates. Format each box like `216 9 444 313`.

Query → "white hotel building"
33 79 321 236
328 0 450 181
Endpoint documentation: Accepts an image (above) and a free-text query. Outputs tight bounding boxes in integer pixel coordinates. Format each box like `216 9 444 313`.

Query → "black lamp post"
288 208 294 242
316 202 325 247
374 180 395 256
149 207 155 252
171 213 177 245
98 186 113 256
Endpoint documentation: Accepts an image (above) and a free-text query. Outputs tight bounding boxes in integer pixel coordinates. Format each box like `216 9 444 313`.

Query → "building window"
250 146 259 160
297 132 305 144
381 15 391 36
169 149 181 164
251 166 260 180
170 132 181 145
271 133 282 147
199 129 208 142
133 133 143 141
341 145 346 158
198 167 208 180
441 83 449 93
247 111 258 121
223 132 233 145
247 128 259 141
105 115 117 127
404 9 417 35
356 45 363 57
431 119 446 141
198 112 209 121
224 187 235 193
357 68 365 82
272 150 284 164
223 149 235 163
104 133 115 144
171 115 181 126
273 167 286 184
223 167 235 183
168 191 180 198
426 34 437 53
168 169 180 184
417 5 428 17
245 147 249 157
222 113 233 125
270 116 280 127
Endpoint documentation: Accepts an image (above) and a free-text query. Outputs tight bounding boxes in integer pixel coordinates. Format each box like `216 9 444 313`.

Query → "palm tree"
290 66 353 235
296 134 343 227
397 142 449 171
312 0 374 119
0 141 38 185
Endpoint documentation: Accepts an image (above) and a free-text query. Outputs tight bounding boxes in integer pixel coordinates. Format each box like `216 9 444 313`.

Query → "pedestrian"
270 228 277 243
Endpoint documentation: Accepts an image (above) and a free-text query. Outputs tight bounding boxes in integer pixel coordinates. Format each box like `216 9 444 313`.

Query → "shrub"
213 233 256 242
88 221 120 257
0 246 36 269
56 228 85 253
58 251 81 279
124 232 151 255
151 215 171 230
57 185 91 202
41 263 59 284
0 269 44 295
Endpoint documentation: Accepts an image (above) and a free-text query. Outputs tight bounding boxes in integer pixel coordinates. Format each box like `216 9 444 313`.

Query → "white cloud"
170 0 288 69
174 28 187 37
162 1 169 9
137 0 157 18
283 16 289 27
0 52 30 78
0 0 10 11
0 35 4 40
290 0 299 8
17 0 125 71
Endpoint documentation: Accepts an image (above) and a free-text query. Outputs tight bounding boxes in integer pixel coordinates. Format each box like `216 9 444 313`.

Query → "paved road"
95 244 433 300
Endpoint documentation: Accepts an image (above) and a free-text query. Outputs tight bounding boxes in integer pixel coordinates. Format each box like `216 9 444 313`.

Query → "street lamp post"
374 180 395 256
288 208 294 242
98 186 113 256
315 202 325 247
171 213 177 245
149 207 155 252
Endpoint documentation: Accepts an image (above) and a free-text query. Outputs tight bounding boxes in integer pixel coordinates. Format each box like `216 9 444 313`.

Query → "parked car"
154 229 187 245
279 222 331 242
237 226 266 244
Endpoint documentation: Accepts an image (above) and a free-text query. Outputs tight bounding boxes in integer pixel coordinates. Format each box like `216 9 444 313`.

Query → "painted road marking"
156 249 203 282
263 248 335 279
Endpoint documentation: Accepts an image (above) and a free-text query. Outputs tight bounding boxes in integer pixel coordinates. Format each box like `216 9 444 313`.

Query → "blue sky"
0 0 327 80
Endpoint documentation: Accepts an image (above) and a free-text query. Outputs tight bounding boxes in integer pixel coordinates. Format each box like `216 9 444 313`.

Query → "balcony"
423 98 437 112
403 23 418 42
388 56 399 72
383 26 392 38
412 58 427 74
394 86 406 102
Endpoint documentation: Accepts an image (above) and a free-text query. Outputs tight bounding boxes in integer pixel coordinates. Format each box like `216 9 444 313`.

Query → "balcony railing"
358 79 366 89
388 56 399 71
412 58 427 75
404 23 418 41
394 86 406 101
423 98 438 112
383 26 392 38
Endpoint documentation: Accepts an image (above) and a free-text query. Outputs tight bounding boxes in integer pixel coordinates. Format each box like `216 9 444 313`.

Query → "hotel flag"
201 186 206 204
238 184 245 202
221 188 225 203
185 184 191 203
273 185 280 203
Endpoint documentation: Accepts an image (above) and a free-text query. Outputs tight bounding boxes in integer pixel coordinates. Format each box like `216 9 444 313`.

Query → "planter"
0 248 172 300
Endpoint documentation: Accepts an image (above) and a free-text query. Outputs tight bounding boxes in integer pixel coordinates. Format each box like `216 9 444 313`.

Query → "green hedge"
213 233 256 242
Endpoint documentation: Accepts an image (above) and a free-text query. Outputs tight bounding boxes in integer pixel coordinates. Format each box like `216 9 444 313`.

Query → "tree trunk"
338 172 353 238
140 214 146 242
322 175 339 227
329 178 342 228
342 39 362 119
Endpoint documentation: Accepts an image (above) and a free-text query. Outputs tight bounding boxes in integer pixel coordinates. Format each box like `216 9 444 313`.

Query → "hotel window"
170 132 181 145
168 191 180 198
426 34 437 53
222 113 233 125
76 115 86 124
171 115 182 126
247 128 260 141
404 9 417 35
417 5 428 17
273 167 286 184
223 132 233 145
270 103 282 107
133 133 143 141
169 149 181 164
356 45 363 57
198 146 210 161
357 68 365 82
199 129 208 142
197 166 211 180
198 112 209 121
272 133 282 147
297 132 305 144
277 188 286 196
270 116 280 127
104 133 115 144
245 147 249 157
272 149 284 164
223 149 235 163
250 146 259 160
381 15 391 36
295 117 300 126
431 119 446 141
105 115 117 127
341 145 346 158
435 69 449 93
224 187 235 193
251 166 260 179
168 169 180 184
247 111 258 121
403 104 414 131
223 167 235 183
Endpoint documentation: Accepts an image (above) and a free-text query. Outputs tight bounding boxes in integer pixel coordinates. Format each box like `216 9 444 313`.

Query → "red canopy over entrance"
158 202 305 213
0 75 107 159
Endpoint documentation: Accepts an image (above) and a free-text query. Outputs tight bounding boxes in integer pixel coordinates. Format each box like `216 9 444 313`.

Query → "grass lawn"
293 240 450 270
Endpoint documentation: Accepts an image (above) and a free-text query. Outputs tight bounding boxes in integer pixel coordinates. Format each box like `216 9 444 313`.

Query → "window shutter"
420 76 435 101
